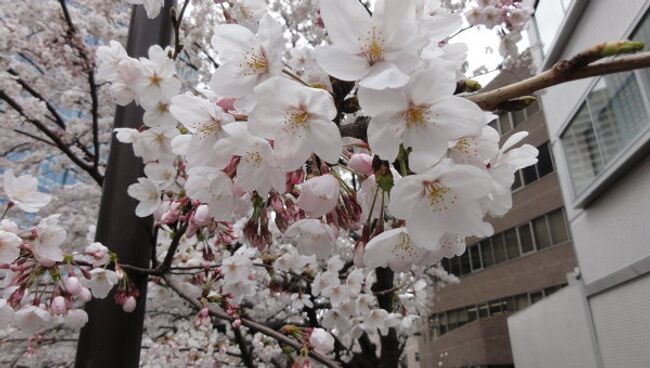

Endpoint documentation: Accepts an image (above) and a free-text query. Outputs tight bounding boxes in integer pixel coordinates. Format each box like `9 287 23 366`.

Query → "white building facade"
508 1 650 367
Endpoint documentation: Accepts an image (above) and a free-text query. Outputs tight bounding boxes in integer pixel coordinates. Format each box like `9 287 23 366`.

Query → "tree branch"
467 44 650 111
340 44 650 139
233 326 256 368
0 90 103 185
162 275 341 368
7 68 67 129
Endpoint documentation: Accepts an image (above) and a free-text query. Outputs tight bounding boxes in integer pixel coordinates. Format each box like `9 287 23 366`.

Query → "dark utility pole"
75 3 175 368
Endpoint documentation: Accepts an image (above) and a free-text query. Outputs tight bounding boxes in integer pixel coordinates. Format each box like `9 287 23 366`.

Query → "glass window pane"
501 298 514 313
512 170 523 190
489 300 503 315
530 291 544 304
459 251 471 275
480 240 495 268
533 216 552 249
518 224 535 253
478 304 489 318
442 258 451 273
468 306 478 322
561 102 602 194
504 228 520 259
498 113 512 134
492 234 508 263
511 109 526 127
537 143 554 178
588 74 649 165
514 294 529 311
450 256 461 275
535 0 565 54
522 165 538 185
548 208 570 244
469 244 482 271
458 308 469 326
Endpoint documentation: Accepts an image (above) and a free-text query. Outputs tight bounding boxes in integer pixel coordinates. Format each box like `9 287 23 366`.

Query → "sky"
455 25 531 86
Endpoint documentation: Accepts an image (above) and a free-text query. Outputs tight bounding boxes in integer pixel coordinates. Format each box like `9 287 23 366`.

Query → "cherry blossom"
248 76 342 170
2 170 52 213
296 174 340 218
0 230 21 264
127 178 162 217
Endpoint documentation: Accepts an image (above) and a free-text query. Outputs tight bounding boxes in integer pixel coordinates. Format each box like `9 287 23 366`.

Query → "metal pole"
75 3 175 367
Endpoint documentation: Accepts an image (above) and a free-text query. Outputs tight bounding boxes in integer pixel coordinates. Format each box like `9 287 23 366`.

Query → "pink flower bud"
51 296 67 315
122 296 137 313
348 153 373 175
296 174 340 218
216 97 236 112
193 204 211 226
232 318 241 328
78 287 92 303
64 276 82 296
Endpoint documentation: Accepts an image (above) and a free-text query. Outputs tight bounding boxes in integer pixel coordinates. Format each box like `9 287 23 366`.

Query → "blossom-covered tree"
2 0 650 367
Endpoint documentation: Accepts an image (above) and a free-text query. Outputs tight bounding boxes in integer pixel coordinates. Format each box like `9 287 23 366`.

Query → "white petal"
319 0 370 52
388 175 423 219
358 87 409 117
430 96 483 138
315 45 370 82
308 119 343 164
359 61 409 90
407 201 445 249
367 113 402 162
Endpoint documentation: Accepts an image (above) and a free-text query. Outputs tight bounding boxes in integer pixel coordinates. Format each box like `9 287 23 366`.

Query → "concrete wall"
540 0 650 284
589 273 650 368
507 282 601 368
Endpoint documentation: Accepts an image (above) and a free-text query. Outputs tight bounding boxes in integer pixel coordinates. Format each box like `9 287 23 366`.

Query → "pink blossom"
297 174 340 218
348 153 373 175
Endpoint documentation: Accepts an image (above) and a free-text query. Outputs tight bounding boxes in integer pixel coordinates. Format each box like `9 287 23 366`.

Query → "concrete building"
417 60 578 367
508 1 650 367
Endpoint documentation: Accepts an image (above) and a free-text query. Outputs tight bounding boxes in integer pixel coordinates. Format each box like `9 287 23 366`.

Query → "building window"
446 208 571 277
490 101 542 136
534 0 569 56
560 12 650 199
512 142 554 190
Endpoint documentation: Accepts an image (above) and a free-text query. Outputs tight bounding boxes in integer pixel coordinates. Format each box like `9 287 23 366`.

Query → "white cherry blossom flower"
0 230 21 264
285 219 337 259
64 309 89 329
126 127 178 164
363 228 428 272
184 167 235 221
312 270 339 296
15 305 52 334
212 122 285 195
388 161 492 249
315 0 421 89
85 269 119 299
310 328 335 353
127 0 164 19
135 45 181 106
248 76 342 170
230 0 268 31
296 174 340 218
144 162 177 190
33 215 66 266
322 283 351 307
0 299 14 327
3 170 52 213
322 308 353 333
358 60 483 171
142 95 177 129
127 177 162 217
170 92 235 169
209 14 284 98
96 40 129 82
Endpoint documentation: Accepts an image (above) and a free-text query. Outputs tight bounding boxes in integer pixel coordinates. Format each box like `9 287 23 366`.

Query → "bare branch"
467 43 650 111
163 275 341 368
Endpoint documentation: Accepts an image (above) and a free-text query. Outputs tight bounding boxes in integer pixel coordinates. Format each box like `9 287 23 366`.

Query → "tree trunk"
74 3 175 368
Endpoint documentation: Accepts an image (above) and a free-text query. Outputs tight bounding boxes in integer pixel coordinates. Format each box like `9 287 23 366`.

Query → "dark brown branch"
467 45 650 111
0 90 103 185
162 275 341 368
7 69 66 129
12 129 56 146
233 326 256 368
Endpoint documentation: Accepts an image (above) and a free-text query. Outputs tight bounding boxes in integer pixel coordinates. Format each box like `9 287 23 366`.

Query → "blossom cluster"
464 0 534 69
0 171 136 338
71 0 538 365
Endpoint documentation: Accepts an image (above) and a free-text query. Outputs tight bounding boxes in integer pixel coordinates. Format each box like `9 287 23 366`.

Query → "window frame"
557 7 650 208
